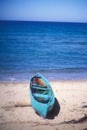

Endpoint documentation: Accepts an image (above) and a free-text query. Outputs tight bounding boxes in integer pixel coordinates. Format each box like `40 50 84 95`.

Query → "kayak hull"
30 73 55 118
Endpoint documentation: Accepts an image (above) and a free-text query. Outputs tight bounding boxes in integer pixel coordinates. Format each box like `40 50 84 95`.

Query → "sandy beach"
0 80 87 130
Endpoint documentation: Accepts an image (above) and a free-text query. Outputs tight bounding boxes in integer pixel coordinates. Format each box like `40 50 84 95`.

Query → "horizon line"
0 20 87 24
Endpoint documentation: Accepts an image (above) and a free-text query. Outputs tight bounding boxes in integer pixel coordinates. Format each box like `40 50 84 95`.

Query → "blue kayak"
30 73 55 118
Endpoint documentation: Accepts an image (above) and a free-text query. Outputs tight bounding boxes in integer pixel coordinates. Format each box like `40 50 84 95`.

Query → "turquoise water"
0 21 87 81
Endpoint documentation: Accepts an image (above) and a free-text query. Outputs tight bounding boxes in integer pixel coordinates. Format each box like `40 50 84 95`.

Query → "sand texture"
0 80 87 130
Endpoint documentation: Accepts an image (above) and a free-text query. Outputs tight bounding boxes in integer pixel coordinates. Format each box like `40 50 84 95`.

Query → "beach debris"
82 105 87 108
1 102 31 108
14 102 31 107
61 114 87 124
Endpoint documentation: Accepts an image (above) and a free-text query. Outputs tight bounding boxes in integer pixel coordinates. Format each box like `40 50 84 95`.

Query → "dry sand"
0 80 87 130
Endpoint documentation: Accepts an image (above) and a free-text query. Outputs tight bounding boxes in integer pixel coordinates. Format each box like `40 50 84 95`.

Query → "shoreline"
0 69 87 82
0 80 87 130
0 79 87 83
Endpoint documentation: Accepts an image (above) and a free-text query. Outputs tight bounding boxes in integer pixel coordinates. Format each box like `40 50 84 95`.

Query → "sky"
0 0 87 23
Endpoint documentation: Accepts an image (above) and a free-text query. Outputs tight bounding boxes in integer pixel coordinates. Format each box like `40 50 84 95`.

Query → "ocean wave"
0 67 87 81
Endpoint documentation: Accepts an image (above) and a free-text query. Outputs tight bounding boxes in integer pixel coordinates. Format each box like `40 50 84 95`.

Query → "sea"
0 21 87 82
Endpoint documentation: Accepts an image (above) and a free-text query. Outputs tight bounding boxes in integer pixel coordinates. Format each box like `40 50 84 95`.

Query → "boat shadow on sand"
36 98 60 119
46 98 60 119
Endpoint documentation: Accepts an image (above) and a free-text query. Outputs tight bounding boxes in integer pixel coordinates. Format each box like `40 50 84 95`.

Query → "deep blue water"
0 21 87 81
